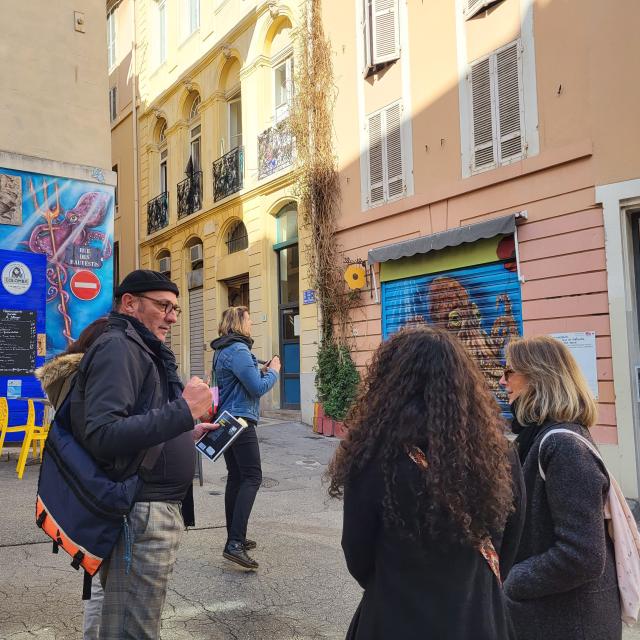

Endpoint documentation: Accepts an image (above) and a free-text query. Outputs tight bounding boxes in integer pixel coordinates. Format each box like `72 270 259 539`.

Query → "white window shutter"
496 41 524 162
367 112 385 206
470 57 496 171
464 0 500 20
385 103 404 200
363 0 373 70
372 0 400 65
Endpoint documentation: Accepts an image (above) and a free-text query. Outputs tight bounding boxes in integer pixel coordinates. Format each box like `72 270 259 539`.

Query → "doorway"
274 204 300 409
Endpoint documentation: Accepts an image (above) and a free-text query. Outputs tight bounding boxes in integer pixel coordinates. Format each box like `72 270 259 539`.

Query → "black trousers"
223 423 262 544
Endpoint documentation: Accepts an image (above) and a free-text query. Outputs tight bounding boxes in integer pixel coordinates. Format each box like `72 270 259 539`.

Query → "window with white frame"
107 7 116 69
228 95 242 149
362 0 400 74
274 56 294 122
109 86 118 122
469 40 524 174
189 95 201 172
158 0 167 65
160 149 168 194
183 0 199 38
366 101 404 207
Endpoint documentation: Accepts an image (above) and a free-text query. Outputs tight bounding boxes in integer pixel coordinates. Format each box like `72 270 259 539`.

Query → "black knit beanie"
114 269 179 297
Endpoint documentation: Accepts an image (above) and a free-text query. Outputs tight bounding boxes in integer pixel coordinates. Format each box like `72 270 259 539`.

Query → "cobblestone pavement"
0 420 637 639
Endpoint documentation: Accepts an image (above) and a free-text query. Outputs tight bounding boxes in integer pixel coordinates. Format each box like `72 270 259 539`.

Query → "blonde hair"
218 306 250 337
506 336 598 427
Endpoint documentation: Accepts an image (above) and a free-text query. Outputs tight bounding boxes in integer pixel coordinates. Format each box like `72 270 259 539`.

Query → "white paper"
293 314 300 337
550 332 598 399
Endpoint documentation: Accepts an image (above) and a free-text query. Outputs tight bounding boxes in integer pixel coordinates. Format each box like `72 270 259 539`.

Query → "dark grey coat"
504 422 621 640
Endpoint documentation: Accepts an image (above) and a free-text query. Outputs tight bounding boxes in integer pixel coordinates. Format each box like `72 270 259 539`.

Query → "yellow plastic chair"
0 397 31 457
16 400 52 479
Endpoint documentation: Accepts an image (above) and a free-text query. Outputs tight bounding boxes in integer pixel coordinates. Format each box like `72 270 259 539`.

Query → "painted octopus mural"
427 276 520 404
21 180 111 344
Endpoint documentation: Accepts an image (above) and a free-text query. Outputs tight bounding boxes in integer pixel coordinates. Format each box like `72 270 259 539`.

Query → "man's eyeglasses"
135 294 181 317
503 367 515 382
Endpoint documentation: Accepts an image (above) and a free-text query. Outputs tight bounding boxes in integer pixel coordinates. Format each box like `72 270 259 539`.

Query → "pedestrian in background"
36 317 108 639
210 306 280 570
500 336 621 640
329 326 525 640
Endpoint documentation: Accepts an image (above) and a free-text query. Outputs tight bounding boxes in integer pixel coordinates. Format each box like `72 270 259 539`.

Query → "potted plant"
314 340 359 438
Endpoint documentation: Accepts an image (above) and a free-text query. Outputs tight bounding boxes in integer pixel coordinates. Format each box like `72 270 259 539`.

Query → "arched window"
157 250 171 276
158 120 167 143
189 95 201 120
226 220 248 254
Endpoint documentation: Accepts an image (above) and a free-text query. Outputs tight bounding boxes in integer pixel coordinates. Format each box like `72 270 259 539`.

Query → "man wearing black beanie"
69 269 215 639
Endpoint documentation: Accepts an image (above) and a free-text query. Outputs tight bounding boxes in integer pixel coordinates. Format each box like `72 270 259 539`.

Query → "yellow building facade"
131 0 317 419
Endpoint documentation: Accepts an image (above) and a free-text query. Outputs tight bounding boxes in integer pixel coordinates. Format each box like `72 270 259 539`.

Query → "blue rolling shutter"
382 261 523 415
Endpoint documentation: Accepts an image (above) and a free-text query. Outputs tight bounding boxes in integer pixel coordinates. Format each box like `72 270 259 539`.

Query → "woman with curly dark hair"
329 326 525 640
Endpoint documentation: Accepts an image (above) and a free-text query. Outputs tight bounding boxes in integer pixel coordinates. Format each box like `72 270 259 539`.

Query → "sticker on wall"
6 380 22 399
2 261 32 295
70 270 101 301
0 173 22 226
37 333 47 357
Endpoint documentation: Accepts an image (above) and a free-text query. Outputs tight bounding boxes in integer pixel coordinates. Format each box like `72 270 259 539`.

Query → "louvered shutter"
464 0 499 19
362 0 373 70
470 57 496 171
368 112 385 206
385 102 404 200
188 287 205 377
496 42 524 162
372 0 400 65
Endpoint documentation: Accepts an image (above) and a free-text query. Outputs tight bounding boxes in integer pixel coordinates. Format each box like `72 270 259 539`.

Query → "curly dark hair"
328 326 514 548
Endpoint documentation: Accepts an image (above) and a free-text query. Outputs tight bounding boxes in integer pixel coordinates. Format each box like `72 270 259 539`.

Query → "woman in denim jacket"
210 306 280 569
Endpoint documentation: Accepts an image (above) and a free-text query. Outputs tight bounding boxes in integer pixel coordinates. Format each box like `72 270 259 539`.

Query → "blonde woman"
210 306 280 569
500 336 621 640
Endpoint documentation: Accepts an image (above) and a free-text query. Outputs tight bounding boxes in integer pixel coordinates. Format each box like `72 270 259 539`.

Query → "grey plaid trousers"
98 502 183 640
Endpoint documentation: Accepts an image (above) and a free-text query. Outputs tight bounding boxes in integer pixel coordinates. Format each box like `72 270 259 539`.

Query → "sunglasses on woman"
503 367 515 381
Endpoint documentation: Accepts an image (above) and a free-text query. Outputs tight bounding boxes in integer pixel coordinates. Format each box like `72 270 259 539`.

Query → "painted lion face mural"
426 276 519 404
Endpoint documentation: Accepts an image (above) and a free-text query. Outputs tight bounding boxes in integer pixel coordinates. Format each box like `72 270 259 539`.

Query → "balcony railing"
177 170 203 219
147 192 169 235
213 146 244 202
258 119 293 179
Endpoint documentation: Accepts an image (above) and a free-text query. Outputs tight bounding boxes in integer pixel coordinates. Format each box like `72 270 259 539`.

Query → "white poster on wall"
549 331 598 400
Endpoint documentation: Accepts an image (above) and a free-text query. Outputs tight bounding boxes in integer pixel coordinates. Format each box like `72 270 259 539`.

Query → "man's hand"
193 422 220 442
182 376 213 419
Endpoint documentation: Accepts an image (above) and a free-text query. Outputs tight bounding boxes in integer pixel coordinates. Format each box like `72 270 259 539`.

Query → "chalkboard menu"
0 309 36 376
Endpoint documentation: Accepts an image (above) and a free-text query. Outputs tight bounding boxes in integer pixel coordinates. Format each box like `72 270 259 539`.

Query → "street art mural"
0 168 114 357
382 255 523 414
0 168 113 438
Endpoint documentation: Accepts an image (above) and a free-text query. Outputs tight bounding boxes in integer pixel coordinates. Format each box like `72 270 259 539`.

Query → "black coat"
69 315 196 504
504 422 622 640
342 447 525 640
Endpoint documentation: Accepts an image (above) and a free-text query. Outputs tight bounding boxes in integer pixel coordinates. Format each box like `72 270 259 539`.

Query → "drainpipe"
132 0 140 268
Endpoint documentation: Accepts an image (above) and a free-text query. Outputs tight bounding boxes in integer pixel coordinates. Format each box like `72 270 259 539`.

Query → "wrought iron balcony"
147 192 169 235
177 170 203 219
258 119 293 179
213 146 244 202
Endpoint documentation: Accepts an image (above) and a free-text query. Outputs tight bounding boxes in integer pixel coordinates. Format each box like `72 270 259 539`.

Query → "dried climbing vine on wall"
290 0 358 345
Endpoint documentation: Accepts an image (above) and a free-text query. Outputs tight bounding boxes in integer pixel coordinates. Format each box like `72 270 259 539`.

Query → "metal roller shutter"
188 287 204 378
382 260 523 414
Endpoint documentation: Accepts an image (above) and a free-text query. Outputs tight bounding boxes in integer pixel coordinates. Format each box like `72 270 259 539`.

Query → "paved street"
1 420 638 639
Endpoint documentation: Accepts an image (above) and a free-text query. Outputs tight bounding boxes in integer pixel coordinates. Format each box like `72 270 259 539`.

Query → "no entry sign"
70 270 101 301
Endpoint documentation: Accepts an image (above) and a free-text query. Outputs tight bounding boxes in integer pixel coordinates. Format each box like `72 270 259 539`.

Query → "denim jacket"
213 341 278 423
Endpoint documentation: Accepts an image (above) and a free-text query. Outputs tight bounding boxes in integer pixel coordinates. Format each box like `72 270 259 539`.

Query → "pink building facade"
323 0 640 496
